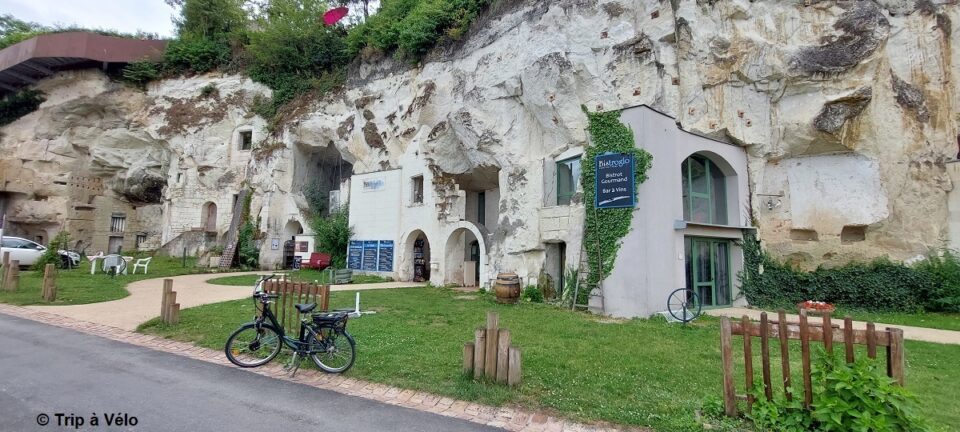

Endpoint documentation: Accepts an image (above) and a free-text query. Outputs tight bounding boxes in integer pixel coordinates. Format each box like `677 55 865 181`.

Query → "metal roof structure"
0 32 167 96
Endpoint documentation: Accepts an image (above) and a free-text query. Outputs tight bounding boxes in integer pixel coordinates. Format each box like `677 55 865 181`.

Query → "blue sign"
347 241 363 270
377 240 394 272
595 153 636 209
361 241 379 271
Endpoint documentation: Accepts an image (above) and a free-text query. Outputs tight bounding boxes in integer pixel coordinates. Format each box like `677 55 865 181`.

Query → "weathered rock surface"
1 0 957 271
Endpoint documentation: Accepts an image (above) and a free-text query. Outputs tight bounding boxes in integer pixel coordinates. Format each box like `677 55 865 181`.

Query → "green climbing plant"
579 107 653 304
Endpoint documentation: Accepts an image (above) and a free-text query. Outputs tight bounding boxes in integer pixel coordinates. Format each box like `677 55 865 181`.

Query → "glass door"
684 237 731 307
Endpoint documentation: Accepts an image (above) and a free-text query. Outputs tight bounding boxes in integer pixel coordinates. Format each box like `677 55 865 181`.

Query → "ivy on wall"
579 108 653 303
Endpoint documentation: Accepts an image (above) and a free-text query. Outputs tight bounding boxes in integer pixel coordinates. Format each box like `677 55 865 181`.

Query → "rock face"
1 0 958 272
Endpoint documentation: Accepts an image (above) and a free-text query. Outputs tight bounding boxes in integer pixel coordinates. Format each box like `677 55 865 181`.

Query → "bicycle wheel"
667 288 702 323
308 326 356 373
225 323 283 367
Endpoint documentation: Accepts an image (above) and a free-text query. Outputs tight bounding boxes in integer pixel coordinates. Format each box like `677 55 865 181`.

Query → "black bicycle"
224 275 356 375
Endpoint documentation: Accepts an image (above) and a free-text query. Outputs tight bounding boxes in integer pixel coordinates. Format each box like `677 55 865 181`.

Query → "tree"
0 14 42 37
310 209 352 269
170 0 247 40
334 0 378 21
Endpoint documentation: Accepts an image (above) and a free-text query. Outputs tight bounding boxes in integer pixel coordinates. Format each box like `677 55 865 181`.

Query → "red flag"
323 7 349 26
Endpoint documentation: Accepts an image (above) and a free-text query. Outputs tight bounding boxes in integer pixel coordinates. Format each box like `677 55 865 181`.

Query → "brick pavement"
0 303 639 432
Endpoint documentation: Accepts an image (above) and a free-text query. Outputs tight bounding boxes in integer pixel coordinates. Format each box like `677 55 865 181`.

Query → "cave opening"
294 143 353 217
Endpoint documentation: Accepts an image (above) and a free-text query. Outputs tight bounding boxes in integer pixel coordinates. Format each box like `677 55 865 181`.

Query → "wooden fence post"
0 251 8 291
169 303 180 325
741 316 754 414
161 279 173 322
496 329 511 384
887 327 905 385
41 263 56 301
473 328 486 380
463 342 475 374
4 260 19 291
719 316 736 417
778 310 792 401
507 346 521 387
799 309 813 408
843 317 855 363
485 312 499 379
759 312 773 401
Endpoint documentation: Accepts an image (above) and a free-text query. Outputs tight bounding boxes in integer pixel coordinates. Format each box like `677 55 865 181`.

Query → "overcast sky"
1 0 178 37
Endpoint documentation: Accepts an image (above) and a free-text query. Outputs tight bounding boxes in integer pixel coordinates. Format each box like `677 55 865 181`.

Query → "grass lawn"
833 308 960 332
138 287 960 431
0 257 203 306
206 270 392 287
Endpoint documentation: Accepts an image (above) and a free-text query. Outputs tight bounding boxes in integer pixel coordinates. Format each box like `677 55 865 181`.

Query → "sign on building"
595 153 636 209
347 239 394 272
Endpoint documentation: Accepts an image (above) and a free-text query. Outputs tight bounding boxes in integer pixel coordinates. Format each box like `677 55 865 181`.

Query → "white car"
0 236 46 267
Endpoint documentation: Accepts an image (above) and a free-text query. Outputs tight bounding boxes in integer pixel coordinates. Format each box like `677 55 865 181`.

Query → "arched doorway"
201 202 217 232
402 230 431 282
442 222 488 287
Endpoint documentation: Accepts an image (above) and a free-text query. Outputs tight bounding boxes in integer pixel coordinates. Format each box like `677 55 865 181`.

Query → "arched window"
681 154 727 225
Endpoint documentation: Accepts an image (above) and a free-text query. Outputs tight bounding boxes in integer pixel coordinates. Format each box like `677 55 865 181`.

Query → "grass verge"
138 287 960 431
0 257 203 306
205 270 392 287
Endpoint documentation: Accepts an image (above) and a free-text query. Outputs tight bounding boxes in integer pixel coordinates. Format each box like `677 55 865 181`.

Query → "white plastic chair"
102 255 127 275
132 257 153 274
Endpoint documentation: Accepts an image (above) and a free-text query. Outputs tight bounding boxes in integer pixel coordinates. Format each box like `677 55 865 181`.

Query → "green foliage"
199 83 219 98
163 36 232 74
1 14 159 50
174 0 246 41
913 249 960 312
32 232 71 271
741 235 960 313
811 350 928 432
748 349 928 432
310 209 353 269
236 221 260 268
580 108 653 304
244 0 350 118
0 89 45 127
121 61 160 89
521 285 544 303
346 0 489 61
302 177 328 217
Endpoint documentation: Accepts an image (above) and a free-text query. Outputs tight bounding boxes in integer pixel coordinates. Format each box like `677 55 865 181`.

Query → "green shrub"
32 232 70 271
121 61 160 89
914 249 960 312
0 89 45 126
235 221 260 268
521 285 543 303
740 235 942 312
310 209 352 269
163 37 232 74
749 349 928 432
199 83 219 98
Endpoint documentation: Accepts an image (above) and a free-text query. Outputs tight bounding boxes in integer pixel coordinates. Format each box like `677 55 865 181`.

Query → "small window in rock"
412 176 424 204
556 156 582 206
135 233 147 248
239 131 253 151
841 225 866 243
110 214 127 233
790 229 819 241
177 173 183 183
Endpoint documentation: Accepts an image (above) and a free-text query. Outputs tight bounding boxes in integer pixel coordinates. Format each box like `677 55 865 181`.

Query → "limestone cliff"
1 0 957 270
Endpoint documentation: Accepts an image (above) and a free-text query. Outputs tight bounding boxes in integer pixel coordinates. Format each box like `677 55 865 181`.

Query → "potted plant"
797 300 835 314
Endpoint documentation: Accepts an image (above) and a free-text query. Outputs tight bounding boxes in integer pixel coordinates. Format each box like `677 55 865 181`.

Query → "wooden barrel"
494 272 521 304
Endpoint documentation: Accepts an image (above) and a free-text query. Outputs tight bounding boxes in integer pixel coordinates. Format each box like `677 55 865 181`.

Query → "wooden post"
778 310 792 401
473 328 486 380
321 285 330 311
719 316 736 417
0 251 8 291
463 342 475 374
866 322 877 359
4 260 19 291
507 346 521 387
496 329 511 384
42 264 56 301
161 279 173 322
843 316 855 363
741 316 754 414
822 312 833 354
759 312 772 401
165 292 177 325
169 303 180 325
799 310 812 408
887 327 905 385
484 312 499 379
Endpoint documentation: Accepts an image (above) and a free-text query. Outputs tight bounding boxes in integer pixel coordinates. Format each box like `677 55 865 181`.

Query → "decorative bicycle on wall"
666 288 702 324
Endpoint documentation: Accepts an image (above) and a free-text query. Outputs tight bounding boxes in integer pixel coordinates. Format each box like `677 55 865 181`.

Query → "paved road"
26 273 426 330
0 314 498 432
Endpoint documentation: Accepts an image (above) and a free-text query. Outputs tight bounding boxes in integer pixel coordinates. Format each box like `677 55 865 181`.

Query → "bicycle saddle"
295 303 317 313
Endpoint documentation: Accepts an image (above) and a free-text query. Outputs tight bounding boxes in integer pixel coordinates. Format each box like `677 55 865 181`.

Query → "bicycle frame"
254 298 313 352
